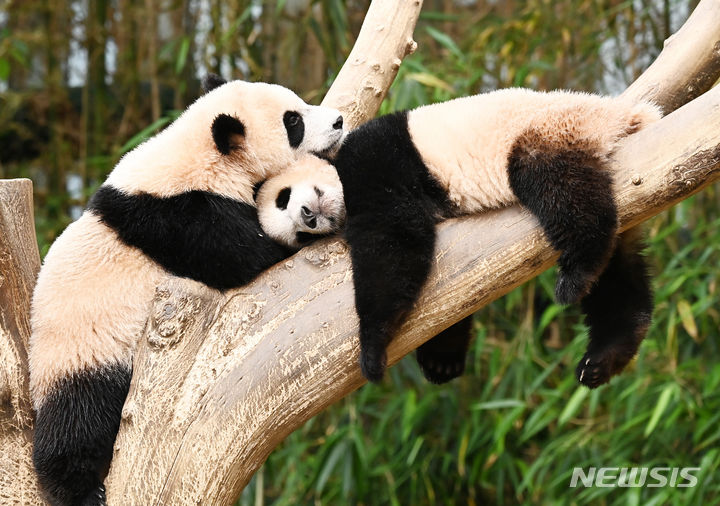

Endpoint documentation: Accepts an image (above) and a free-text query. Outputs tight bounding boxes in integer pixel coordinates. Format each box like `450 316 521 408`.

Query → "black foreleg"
345 200 438 382
33 363 131 506
508 133 618 305
416 316 473 384
576 230 653 388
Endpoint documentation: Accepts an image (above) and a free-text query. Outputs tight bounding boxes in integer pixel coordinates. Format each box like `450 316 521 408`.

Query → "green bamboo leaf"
677 299 699 341
471 399 525 411
119 116 173 155
558 387 588 426
645 384 675 437
425 26 464 60
0 59 9 80
175 37 190 75
406 72 454 92
315 439 348 493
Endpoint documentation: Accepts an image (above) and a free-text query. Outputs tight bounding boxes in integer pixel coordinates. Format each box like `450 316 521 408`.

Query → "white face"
106 78 345 202
256 157 345 249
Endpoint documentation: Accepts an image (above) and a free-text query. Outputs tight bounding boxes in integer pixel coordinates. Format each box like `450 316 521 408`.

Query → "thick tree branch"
620 0 720 111
106 2 720 504
1 1 719 505
321 0 422 127
0 179 43 505
105 1 424 504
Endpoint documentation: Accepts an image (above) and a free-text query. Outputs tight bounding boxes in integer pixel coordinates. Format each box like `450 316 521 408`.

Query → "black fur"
416 316 473 384
283 111 304 148
333 111 454 382
275 187 291 210
202 73 227 93
87 185 291 290
507 133 618 304
211 113 245 155
334 112 644 386
33 364 131 506
576 230 653 387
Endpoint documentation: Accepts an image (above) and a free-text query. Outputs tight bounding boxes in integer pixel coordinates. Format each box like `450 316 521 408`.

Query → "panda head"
255 155 346 249
201 74 344 161
107 74 344 202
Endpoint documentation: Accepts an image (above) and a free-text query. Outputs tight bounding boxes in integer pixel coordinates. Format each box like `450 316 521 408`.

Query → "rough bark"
0 179 43 505
321 0 422 127
0 0 719 505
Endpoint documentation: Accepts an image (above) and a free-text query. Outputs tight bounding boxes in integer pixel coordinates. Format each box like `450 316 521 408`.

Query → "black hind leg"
508 133 618 304
33 363 131 506
576 230 653 388
346 200 438 382
416 317 473 384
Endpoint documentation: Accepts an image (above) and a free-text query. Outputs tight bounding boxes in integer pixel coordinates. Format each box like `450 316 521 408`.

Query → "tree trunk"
1 0 719 504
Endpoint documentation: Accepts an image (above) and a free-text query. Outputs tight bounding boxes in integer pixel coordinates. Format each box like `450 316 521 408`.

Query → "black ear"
211 114 245 155
202 73 227 93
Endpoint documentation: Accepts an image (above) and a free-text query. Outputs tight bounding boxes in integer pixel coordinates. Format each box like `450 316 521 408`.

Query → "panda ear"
212 114 245 155
202 73 227 94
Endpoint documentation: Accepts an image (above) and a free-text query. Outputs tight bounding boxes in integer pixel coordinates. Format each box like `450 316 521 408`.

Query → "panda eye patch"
283 111 305 148
276 187 291 210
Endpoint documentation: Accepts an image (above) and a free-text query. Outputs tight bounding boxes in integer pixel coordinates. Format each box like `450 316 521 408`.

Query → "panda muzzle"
301 206 317 229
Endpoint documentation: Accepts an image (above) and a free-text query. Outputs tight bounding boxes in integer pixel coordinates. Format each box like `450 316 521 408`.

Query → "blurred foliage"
1 0 718 504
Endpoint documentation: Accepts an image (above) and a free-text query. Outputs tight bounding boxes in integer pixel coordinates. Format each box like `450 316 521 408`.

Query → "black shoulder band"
88 185 291 290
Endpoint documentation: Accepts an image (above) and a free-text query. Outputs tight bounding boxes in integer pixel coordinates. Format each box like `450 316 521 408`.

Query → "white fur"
106 80 343 201
408 88 661 213
29 81 344 404
256 155 345 249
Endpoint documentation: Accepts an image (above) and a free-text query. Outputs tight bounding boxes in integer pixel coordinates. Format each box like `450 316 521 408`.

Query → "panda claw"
576 351 612 389
80 485 107 506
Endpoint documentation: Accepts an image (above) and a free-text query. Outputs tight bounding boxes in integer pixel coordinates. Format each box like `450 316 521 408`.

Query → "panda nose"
301 206 317 229
332 116 343 130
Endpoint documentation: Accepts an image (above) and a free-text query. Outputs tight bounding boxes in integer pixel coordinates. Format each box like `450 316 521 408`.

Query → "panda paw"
555 270 594 305
416 349 466 384
360 347 387 383
80 484 107 506
575 352 612 389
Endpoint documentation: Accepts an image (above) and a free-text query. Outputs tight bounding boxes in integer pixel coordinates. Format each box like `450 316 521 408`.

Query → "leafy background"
1 0 717 504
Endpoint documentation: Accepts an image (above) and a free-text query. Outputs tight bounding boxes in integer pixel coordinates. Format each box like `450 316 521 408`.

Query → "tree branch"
104 1 424 504
106 2 720 504
1 1 719 505
0 179 43 505
321 0 422 128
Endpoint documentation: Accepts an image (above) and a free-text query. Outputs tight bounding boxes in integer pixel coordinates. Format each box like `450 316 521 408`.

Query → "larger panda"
29 75 343 506
331 88 659 386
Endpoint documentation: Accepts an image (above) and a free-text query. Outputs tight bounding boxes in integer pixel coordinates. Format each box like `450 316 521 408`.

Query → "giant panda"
256 154 476 384
255 154 346 249
330 88 659 386
29 75 344 506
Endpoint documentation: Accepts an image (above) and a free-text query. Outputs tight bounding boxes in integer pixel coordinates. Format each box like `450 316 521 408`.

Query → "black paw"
556 270 594 305
575 352 612 389
80 484 107 506
416 350 466 384
360 347 387 383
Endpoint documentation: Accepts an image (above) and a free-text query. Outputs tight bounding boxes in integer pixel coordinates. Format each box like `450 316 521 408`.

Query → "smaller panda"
255 154 346 249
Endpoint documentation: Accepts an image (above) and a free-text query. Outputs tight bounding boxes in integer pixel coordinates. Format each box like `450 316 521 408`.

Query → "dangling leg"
576 229 653 388
33 363 131 506
507 131 618 305
346 198 438 382
416 316 473 384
